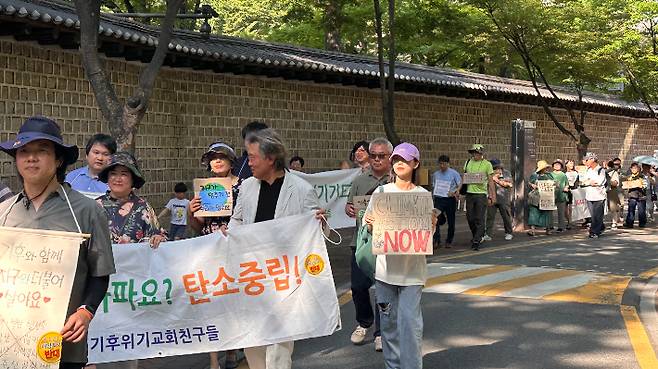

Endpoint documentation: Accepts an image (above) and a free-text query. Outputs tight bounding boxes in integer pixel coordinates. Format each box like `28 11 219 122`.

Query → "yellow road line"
338 290 353 306
621 305 658 369
425 265 518 289
638 266 658 280
462 269 582 297
543 275 631 305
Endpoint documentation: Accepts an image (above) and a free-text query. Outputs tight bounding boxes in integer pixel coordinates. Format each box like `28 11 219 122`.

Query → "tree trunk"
323 0 343 52
373 0 400 146
74 0 184 152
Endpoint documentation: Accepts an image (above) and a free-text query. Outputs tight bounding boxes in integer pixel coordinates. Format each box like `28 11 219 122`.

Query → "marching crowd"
0 115 655 369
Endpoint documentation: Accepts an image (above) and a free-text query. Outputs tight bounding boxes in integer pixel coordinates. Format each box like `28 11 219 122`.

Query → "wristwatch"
77 304 95 317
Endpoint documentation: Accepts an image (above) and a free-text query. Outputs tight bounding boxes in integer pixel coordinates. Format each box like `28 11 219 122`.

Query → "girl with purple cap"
363 142 436 369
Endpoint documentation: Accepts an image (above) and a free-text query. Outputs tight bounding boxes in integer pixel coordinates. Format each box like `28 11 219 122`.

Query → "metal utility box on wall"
511 119 537 231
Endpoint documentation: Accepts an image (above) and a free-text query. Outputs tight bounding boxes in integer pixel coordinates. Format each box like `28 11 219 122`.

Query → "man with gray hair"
344 137 393 352
227 128 326 369
582 152 607 238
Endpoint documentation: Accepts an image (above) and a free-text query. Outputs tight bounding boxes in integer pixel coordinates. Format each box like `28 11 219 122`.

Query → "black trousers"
466 193 488 244
350 247 380 336
433 196 457 244
587 200 605 236
60 363 85 369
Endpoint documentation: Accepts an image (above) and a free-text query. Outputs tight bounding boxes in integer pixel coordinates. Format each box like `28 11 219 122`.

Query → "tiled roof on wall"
0 0 654 117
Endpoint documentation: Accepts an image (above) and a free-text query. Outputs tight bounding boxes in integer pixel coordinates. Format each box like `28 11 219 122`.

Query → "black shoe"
623 224 633 229
588 234 599 239
639 225 646 228
556 228 564 233
472 242 480 251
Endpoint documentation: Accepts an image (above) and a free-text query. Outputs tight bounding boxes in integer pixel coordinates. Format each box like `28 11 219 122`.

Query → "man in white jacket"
228 128 325 369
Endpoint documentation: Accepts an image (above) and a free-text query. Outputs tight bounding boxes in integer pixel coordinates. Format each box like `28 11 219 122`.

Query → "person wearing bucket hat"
0 116 115 369
527 160 554 236
363 141 437 369
96 152 167 248
189 141 245 369
461 143 495 250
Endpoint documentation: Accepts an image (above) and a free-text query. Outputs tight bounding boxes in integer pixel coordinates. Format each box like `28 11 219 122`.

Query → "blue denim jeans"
376 280 423 369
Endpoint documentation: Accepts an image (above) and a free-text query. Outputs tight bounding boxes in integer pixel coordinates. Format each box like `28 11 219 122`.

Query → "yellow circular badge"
304 254 325 276
36 331 63 364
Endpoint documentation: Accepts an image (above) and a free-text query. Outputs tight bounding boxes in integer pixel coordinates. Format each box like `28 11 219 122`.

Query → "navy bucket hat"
0 116 79 165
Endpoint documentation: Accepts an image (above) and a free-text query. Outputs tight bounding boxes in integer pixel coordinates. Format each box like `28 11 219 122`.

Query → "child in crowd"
364 142 437 369
158 182 190 240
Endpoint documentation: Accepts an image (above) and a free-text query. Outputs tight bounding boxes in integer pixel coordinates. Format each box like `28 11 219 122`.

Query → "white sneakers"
374 336 383 352
351 326 383 352
350 325 368 345
505 233 513 240
481 234 492 241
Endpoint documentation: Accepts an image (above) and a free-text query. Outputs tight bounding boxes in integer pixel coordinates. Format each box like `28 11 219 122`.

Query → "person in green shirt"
551 160 570 232
460 144 495 250
528 160 553 236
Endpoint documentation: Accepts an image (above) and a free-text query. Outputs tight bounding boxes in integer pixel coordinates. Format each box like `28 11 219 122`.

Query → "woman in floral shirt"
96 152 167 248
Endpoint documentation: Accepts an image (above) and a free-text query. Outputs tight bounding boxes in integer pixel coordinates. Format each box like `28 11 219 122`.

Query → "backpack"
598 167 610 191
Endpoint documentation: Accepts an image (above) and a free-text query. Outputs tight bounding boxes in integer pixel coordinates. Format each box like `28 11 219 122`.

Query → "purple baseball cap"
390 142 420 162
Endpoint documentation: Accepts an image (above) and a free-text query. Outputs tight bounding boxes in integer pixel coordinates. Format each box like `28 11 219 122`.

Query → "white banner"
88 213 340 363
571 188 607 221
291 168 361 229
0 227 84 368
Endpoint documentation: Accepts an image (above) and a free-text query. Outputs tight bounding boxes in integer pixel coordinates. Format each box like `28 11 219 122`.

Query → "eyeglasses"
370 153 388 160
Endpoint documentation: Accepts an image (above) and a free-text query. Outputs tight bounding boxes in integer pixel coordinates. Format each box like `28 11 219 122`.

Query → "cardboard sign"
462 172 485 184
537 180 556 210
353 195 371 212
0 227 85 368
433 179 451 197
622 179 644 190
193 178 233 217
565 171 578 187
575 165 588 176
370 192 434 255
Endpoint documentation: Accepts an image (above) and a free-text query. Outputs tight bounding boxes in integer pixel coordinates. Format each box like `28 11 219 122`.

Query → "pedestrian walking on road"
345 137 392 351
527 160 553 236
431 155 461 248
65 133 116 199
581 152 607 238
363 142 437 369
564 159 580 230
351 140 371 172
483 159 513 241
0 116 115 369
551 160 569 232
623 162 648 228
226 128 327 369
607 159 623 229
460 144 495 251
188 141 244 369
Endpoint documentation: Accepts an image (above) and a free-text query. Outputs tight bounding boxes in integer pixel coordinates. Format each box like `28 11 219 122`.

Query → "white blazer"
229 172 319 227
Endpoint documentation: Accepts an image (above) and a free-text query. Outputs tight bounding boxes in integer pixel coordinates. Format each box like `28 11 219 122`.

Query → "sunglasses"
370 153 388 160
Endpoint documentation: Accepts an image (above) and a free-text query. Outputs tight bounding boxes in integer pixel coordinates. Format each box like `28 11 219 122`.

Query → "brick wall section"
1 38 656 211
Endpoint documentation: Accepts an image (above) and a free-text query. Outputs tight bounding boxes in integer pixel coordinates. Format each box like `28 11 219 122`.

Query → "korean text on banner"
193 178 234 217
88 213 340 363
0 227 85 368
537 180 557 211
370 192 434 255
291 168 361 229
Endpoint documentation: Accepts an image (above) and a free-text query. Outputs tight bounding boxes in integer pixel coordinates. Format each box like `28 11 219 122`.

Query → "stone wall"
1 37 656 210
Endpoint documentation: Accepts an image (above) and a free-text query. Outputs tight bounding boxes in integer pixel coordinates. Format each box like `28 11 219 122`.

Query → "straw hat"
536 160 550 173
